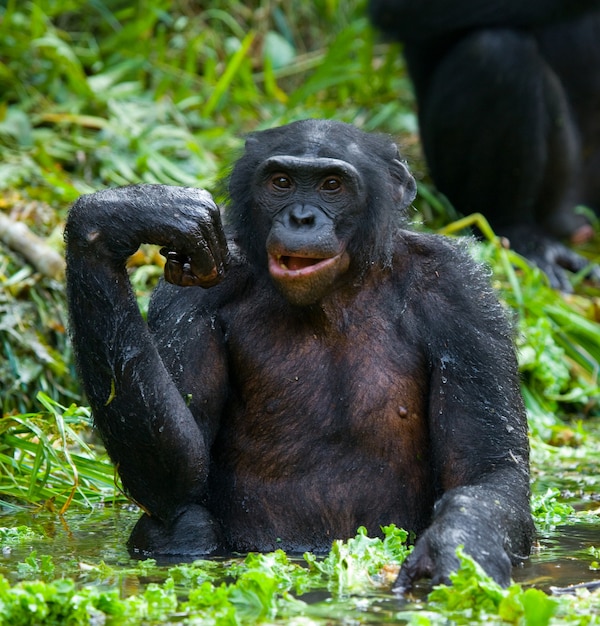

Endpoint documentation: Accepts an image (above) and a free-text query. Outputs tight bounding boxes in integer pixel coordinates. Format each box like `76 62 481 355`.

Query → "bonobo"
369 0 600 290
65 119 533 590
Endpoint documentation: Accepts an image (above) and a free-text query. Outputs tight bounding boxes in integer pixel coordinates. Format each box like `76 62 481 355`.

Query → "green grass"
0 393 126 512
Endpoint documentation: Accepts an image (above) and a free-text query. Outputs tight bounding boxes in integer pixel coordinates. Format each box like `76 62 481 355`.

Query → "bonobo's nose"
288 204 317 227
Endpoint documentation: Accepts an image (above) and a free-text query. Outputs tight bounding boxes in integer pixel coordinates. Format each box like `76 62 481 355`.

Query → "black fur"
369 1 600 290
65 119 533 590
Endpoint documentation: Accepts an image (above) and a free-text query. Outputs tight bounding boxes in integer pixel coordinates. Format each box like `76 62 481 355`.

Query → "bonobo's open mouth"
268 252 343 279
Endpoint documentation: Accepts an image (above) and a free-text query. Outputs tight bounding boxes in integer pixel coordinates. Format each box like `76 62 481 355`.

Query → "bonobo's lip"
268 251 345 279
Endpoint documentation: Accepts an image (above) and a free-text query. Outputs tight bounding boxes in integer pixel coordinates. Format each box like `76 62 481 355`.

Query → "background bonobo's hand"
501 224 600 292
68 184 229 286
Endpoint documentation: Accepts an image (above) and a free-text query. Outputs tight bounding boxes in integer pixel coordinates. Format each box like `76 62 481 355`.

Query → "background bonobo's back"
369 0 600 290
65 119 533 590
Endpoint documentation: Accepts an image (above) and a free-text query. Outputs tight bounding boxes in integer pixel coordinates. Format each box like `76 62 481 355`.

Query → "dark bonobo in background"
65 119 533 591
369 0 600 291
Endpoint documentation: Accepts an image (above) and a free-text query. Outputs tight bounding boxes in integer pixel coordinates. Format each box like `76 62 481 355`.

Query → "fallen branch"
0 212 65 280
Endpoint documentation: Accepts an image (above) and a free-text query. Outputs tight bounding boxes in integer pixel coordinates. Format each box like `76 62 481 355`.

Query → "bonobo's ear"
388 143 417 211
245 135 259 149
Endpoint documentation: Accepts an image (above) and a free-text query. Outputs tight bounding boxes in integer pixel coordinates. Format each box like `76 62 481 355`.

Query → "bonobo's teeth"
278 256 288 270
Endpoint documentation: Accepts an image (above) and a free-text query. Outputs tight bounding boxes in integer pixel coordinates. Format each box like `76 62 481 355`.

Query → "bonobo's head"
228 119 416 306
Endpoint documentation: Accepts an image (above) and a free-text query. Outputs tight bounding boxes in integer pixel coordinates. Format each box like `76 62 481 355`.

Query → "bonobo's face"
253 155 367 306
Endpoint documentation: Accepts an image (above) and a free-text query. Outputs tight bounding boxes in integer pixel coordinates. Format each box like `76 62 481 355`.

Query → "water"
2 425 600 624
515 524 600 592
2 507 600 592
0 507 136 584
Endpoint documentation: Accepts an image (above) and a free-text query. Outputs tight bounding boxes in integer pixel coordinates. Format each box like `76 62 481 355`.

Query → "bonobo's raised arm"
65 184 227 554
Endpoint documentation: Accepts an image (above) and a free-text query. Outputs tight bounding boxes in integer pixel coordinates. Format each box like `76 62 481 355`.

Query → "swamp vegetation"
1 1 600 623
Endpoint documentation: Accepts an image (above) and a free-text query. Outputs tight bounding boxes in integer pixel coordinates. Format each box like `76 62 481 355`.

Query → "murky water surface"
2 438 600 621
1 508 600 590
0 508 136 584
514 524 600 591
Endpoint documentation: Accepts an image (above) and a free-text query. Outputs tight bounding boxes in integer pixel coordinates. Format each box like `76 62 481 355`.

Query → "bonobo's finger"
167 187 229 281
392 548 435 594
185 191 229 275
534 244 600 293
197 207 230 275
554 246 600 283
188 233 228 284
161 249 221 288
541 261 575 294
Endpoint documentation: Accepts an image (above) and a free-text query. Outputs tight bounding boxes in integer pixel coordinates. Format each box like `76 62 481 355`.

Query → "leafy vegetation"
441 216 600 440
0 393 127 512
0 527 412 625
2 526 600 625
1 0 600 623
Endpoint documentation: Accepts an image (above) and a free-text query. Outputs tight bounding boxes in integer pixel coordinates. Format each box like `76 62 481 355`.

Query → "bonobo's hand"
128 504 223 558
150 186 229 288
67 184 229 287
393 484 526 594
161 247 224 288
393 522 511 594
502 224 600 292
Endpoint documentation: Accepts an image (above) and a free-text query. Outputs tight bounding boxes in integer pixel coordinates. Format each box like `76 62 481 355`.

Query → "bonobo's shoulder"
393 229 516 353
395 229 479 272
393 229 497 302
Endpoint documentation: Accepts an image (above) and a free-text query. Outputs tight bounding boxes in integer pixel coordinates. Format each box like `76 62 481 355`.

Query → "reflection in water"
0 508 137 584
514 524 600 592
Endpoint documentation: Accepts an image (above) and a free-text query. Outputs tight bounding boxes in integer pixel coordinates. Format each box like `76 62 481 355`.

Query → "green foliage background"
1 0 600 505
0 1 600 622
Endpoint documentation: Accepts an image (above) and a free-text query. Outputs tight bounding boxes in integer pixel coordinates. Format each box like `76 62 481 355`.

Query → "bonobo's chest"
209 276 434 547
220 280 429 462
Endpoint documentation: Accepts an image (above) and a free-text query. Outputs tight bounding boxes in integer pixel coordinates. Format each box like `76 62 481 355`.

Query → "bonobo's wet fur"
65 119 533 590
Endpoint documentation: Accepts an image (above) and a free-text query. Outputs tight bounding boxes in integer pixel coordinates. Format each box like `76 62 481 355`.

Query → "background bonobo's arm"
395 237 534 591
369 0 600 41
65 184 228 555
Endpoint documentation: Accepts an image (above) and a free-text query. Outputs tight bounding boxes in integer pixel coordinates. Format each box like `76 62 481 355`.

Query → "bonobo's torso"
209 257 434 552
149 233 440 553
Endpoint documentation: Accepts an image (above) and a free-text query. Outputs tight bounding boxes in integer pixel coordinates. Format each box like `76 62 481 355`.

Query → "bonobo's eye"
320 176 342 192
270 173 293 190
